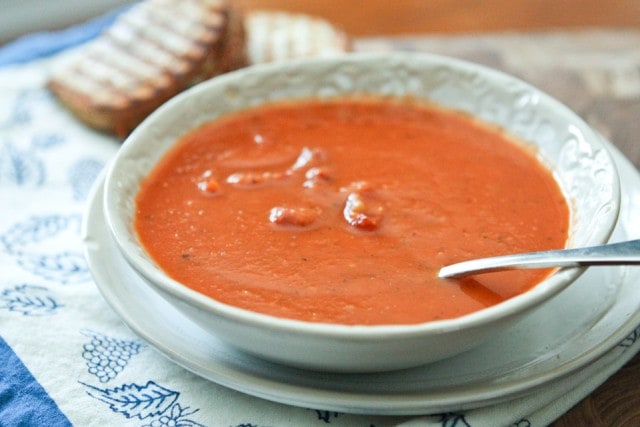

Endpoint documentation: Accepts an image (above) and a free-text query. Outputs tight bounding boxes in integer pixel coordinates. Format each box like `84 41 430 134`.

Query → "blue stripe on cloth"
0 4 132 67
0 337 71 426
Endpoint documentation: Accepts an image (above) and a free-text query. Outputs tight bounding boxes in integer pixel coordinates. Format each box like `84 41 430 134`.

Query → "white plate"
82 141 640 415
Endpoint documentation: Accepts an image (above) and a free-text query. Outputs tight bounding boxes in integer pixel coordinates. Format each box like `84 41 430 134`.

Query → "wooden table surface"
238 0 640 36
354 29 640 426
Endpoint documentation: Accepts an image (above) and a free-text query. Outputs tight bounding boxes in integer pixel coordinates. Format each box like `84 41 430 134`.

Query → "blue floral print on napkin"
0 140 46 187
81 380 206 427
437 413 470 427
1 214 90 284
0 284 63 316
620 326 640 348
81 330 146 383
68 158 105 201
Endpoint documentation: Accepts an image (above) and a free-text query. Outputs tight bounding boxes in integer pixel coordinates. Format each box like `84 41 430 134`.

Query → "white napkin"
1 54 639 427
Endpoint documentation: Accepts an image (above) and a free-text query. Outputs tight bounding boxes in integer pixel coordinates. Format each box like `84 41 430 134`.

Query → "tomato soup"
134 98 569 325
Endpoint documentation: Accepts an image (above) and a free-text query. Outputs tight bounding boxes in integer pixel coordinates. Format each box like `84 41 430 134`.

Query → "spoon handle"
438 239 640 279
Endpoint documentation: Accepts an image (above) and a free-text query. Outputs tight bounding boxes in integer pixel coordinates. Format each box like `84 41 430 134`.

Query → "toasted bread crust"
218 3 250 73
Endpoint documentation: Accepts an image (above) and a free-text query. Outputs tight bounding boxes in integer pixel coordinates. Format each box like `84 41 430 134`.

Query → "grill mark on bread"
143 5 223 44
120 10 207 61
106 26 192 78
247 12 350 64
53 71 127 108
86 40 173 100
161 0 226 25
61 45 169 106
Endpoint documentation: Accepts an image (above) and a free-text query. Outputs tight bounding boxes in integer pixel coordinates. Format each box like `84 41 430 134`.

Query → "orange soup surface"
135 98 569 325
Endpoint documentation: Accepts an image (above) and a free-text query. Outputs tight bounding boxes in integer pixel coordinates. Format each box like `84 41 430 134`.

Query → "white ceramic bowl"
103 52 620 372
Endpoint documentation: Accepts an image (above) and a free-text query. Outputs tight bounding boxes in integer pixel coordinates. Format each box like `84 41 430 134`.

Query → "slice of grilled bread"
48 0 247 137
245 11 350 64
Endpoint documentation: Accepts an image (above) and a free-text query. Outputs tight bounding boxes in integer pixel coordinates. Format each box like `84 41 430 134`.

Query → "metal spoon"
438 239 640 279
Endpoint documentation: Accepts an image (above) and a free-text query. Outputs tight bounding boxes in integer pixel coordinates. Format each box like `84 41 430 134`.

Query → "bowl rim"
103 51 621 339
